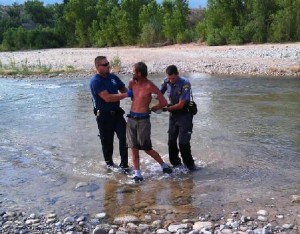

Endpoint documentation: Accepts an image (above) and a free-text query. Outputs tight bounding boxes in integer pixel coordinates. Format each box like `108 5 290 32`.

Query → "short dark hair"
95 56 106 65
134 62 148 77
166 65 178 75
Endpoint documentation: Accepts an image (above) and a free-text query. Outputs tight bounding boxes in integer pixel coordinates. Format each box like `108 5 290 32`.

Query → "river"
0 73 299 221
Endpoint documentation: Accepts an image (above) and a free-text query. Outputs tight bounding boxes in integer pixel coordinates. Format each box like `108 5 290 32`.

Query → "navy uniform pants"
168 112 195 169
96 110 128 168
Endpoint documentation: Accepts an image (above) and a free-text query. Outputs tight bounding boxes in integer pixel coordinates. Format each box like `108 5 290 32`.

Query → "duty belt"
97 110 117 116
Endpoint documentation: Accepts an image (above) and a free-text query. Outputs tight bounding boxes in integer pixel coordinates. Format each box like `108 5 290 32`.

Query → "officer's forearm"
166 102 186 111
102 93 128 102
119 86 128 93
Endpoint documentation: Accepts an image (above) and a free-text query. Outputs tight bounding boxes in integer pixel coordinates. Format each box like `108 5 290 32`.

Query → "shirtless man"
126 62 173 182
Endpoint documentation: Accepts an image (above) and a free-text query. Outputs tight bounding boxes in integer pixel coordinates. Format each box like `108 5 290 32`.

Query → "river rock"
92 227 106 234
95 213 106 219
257 216 268 222
156 229 170 234
114 214 139 224
291 195 300 203
168 223 189 232
193 221 213 231
257 210 268 216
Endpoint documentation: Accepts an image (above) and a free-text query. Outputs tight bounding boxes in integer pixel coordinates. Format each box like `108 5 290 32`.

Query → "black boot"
179 143 195 170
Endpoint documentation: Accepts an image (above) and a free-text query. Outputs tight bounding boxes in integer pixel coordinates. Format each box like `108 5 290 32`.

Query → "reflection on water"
0 74 300 219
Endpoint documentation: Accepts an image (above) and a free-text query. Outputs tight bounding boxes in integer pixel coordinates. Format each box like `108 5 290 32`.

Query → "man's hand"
127 89 133 98
151 106 162 114
163 104 172 112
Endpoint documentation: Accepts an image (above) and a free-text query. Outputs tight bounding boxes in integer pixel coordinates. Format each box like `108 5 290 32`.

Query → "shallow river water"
1 73 299 221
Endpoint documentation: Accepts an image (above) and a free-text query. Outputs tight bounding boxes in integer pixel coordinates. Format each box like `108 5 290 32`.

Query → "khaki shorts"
126 117 152 150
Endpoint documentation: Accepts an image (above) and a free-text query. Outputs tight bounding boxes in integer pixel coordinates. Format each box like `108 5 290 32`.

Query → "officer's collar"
166 76 180 85
96 73 109 79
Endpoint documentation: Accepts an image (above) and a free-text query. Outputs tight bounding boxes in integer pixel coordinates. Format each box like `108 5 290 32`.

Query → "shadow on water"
0 74 300 220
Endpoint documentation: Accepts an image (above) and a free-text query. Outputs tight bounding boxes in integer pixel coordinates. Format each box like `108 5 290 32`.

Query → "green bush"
139 23 156 47
195 21 207 42
206 28 226 46
176 29 195 44
229 26 244 45
1 27 64 51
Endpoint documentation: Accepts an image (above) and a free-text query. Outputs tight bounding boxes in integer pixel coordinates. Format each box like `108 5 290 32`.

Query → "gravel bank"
0 43 300 77
1 204 299 233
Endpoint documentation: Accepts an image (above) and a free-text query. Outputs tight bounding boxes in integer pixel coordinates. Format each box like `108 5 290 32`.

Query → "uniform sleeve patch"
183 84 190 90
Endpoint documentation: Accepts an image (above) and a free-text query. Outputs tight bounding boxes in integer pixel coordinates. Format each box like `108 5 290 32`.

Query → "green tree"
246 0 278 43
269 0 300 42
0 3 23 43
100 6 122 46
173 0 189 43
64 0 97 47
204 0 229 45
119 0 149 44
2 26 63 51
204 0 249 45
50 3 69 47
24 0 54 26
89 0 119 47
117 9 136 45
139 23 157 47
139 0 163 46
161 0 177 42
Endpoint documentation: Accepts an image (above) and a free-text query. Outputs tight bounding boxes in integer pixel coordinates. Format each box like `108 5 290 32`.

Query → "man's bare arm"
150 84 168 112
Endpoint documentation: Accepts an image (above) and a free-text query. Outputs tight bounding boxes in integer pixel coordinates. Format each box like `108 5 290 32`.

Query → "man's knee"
143 147 153 154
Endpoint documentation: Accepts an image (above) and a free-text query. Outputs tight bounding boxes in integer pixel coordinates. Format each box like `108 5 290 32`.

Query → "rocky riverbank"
1 201 299 234
0 43 300 77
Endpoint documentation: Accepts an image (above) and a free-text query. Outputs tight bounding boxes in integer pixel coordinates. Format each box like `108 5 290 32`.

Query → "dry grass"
268 67 286 73
289 65 300 73
0 60 82 76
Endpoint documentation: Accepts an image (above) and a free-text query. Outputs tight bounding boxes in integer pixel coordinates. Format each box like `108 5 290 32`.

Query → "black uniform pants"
96 110 128 167
168 112 194 168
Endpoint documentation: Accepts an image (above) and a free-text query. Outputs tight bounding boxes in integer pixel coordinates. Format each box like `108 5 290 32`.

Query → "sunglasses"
100 62 110 67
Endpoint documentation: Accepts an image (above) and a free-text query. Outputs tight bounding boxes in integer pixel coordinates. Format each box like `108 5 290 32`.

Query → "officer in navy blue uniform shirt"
90 56 132 172
160 65 196 170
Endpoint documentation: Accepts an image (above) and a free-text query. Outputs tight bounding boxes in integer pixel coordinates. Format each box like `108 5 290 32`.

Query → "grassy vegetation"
110 54 122 73
269 65 300 74
289 66 300 73
0 57 82 76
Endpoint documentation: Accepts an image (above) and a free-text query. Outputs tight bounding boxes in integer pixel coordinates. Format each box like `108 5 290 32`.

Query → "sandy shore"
1 43 300 77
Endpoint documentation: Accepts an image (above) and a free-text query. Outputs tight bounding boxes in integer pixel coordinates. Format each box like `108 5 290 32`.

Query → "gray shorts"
126 117 152 150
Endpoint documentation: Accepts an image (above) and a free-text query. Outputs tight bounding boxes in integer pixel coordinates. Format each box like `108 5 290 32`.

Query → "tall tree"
100 6 122 46
24 0 53 26
269 0 300 42
173 0 189 43
248 0 277 43
119 0 149 44
89 0 119 46
161 0 176 42
49 2 68 46
139 0 163 46
0 3 23 43
64 0 97 47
